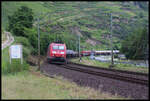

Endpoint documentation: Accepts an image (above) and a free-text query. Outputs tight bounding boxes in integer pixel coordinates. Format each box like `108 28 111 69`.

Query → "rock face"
27 56 38 66
27 55 45 66
86 38 97 46
86 37 106 46
2 31 14 50
69 26 83 37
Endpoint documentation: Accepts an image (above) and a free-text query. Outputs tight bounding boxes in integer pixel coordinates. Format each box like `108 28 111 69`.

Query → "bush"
23 28 38 55
40 33 55 55
2 59 29 75
15 36 33 59
15 36 32 48
23 46 32 59
2 47 29 75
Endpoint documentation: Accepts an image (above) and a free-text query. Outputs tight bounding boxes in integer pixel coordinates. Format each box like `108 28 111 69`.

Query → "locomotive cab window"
52 45 64 50
59 46 64 50
53 46 58 50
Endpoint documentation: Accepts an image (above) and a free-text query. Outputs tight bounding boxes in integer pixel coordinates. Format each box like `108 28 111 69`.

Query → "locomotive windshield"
59 46 64 50
53 45 64 50
53 46 58 50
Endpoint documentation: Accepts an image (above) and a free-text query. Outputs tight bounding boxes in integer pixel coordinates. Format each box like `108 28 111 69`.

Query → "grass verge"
2 41 29 75
2 67 126 99
71 57 149 73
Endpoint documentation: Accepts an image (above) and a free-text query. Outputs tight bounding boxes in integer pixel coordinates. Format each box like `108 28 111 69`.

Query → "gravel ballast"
41 62 149 99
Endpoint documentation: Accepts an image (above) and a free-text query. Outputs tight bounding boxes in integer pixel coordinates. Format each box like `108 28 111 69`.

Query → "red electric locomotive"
47 42 67 64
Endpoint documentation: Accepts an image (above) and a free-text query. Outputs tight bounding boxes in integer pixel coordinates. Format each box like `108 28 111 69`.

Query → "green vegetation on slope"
2 2 51 29
2 1 149 57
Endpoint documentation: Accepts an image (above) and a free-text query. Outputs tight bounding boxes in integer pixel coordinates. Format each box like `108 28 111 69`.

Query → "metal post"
71 40 72 50
146 26 149 67
9 47 11 64
37 16 40 71
110 13 114 67
78 35 80 57
21 45 23 64
146 44 149 67
76 40 78 52
79 35 81 62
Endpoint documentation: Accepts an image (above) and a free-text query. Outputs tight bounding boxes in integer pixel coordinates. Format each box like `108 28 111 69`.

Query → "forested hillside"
2 1 149 59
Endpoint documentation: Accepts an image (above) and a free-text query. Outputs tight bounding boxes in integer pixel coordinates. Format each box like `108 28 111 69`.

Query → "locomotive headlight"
52 51 56 54
60 52 64 54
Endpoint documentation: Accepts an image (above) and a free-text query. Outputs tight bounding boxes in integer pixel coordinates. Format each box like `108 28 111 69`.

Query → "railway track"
41 61 149 99
68 61 148 76
61 62 148 86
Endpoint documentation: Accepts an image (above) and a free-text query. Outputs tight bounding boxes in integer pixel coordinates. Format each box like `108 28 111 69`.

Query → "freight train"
66 50 120 58
47 42 119 63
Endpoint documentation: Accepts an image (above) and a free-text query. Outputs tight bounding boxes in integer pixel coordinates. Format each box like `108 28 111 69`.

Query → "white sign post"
9 45 23 64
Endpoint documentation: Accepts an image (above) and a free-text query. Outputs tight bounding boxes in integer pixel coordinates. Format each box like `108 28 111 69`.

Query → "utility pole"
146 43 149 67
76 40 78 52
37 16 40 71
110 13 114 68
36 12 51 71
78 35 81 62
146 24 149 67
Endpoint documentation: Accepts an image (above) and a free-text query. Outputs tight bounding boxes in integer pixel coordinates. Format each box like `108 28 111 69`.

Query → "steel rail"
67 61 148 77
61 64 148 86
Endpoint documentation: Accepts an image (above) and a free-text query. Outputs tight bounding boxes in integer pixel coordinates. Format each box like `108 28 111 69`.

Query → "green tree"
120 26 148 60
8 6 34 36
23 27 38 55
40 33 56 55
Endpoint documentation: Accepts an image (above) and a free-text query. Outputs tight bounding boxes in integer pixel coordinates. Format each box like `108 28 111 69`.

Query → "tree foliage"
134 2 148 11
8 6 34 36
120 26 148 60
